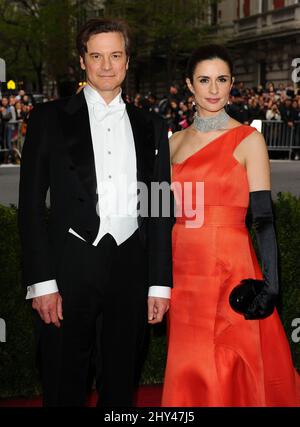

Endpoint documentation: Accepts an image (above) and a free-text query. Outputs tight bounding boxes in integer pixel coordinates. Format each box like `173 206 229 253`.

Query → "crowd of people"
1 82 300 164
127 81 300 134
0 90 34 164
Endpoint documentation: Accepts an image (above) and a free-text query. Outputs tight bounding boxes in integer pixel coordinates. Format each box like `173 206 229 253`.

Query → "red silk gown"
162 125 300 407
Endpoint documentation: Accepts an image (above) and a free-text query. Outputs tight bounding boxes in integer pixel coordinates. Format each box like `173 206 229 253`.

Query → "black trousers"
35 230 148 407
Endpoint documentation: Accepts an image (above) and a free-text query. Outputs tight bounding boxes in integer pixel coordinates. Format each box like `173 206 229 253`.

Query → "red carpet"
0 385 163 407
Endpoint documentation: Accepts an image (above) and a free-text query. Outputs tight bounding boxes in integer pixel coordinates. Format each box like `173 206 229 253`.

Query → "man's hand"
148 297 169 324
32 292 63 328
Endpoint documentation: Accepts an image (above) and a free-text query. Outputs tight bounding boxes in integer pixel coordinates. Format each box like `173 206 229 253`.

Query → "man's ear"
186 78 194 94
80 56 86 71
126 56 130 71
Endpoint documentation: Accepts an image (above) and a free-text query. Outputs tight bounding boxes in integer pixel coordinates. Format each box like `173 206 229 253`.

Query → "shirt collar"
84 84 124 107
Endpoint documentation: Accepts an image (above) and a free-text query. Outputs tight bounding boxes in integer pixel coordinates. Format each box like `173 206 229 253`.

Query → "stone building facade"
216 0 300 88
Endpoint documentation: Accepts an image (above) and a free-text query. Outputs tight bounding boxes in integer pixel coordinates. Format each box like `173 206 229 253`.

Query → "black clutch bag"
229 279 264 315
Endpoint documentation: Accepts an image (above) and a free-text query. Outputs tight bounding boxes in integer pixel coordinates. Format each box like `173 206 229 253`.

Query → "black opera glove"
230 191 279 320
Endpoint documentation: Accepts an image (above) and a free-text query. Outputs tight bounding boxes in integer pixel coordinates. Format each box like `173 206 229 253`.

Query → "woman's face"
186 58 232 115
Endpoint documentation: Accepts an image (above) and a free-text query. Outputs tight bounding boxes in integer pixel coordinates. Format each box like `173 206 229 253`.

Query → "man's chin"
95 83 119 92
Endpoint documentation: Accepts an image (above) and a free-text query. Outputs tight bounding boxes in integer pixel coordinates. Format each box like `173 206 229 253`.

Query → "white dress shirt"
26 85 171 300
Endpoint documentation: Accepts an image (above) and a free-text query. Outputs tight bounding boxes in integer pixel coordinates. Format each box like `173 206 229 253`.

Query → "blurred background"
1 0 300 168
0 0 300 163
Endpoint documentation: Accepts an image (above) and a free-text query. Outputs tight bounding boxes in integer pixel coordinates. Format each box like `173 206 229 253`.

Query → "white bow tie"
93 102 126 122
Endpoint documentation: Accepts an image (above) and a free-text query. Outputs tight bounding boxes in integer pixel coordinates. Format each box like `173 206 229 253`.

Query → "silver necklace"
193 110 230 132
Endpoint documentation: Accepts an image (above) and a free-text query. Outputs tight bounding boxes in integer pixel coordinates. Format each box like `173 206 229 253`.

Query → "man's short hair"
76 18 131 58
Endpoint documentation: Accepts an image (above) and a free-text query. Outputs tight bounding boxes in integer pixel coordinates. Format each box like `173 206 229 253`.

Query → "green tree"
0 0 219 94
103 0 218 88
0 0 96 93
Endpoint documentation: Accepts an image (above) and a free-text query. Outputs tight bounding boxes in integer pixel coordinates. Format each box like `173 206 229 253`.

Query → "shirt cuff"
148 286 171 299
26 280 59 300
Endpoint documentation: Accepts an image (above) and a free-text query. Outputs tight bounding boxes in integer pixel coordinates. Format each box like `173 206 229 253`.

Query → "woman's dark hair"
76 18 131 58
186 44 233 81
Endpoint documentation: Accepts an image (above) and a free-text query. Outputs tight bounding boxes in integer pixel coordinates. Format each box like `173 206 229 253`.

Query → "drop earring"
192 100 196 113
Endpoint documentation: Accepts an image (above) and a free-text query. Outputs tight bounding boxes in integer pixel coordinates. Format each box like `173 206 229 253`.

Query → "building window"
243 0 250 17
273 0 285 8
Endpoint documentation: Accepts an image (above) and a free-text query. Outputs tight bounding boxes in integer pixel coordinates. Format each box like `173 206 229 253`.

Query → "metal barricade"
2 118 299 163
293 121 300 155
261 120 300 160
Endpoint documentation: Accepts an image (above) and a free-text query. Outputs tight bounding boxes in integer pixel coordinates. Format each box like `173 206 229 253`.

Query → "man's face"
80 31 128 97
1 97 8 107
170 86 178 95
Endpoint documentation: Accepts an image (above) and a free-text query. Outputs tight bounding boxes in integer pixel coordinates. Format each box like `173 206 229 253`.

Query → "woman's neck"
196 107 225 118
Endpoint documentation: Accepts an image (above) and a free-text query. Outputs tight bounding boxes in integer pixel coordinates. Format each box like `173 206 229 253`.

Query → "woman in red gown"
161 45 300 407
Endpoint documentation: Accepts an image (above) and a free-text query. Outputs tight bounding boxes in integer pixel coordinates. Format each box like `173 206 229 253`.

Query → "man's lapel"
60 90 98 203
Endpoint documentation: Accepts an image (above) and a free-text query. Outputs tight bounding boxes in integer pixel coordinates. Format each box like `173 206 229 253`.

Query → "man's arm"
18 105 62 327
18 104 55 286
147 118 174 324
148 118 173 286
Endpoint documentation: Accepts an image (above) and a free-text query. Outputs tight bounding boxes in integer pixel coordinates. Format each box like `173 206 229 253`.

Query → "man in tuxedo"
18 18 173 407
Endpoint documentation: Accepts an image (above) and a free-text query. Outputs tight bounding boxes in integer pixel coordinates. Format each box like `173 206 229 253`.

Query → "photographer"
266 103 281 121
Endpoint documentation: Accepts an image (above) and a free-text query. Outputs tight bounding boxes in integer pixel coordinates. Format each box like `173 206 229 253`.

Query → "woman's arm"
244 130 271 191
234 131 279 319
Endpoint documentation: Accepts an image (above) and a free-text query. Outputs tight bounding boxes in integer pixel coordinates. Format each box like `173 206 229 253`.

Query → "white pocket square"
68 228 87 242
155 149 158 155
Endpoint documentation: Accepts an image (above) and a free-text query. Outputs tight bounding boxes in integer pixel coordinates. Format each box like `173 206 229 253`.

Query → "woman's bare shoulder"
169 129 188 154
169 129 186 143
242 128 266 147
236 129 269 169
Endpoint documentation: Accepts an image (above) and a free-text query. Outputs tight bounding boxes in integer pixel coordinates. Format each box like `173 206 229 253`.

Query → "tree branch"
0 2 19 25
13 0 40 18
25 41 39 70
